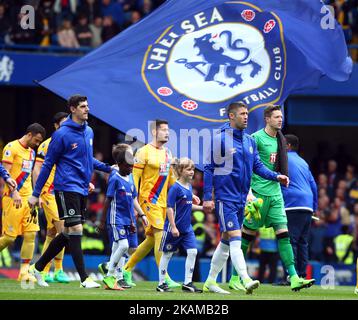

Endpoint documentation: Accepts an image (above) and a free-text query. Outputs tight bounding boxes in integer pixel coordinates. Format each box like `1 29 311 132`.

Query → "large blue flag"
40 0 352 167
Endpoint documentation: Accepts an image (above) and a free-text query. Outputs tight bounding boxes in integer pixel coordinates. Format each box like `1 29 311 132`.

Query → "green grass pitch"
0 279 357 300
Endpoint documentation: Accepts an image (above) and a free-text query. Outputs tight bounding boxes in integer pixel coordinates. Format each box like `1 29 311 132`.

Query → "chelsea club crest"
143 2 286 122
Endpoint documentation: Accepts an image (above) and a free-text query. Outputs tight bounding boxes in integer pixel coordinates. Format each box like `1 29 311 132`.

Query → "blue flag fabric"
40 0 352 168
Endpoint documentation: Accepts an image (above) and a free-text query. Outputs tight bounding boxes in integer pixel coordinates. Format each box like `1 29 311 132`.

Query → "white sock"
230 239 249 280
111 241 119 254
115 256 126 279
107 239 129 276
207 240 230 282
105 241 119 271
158 252 173 285
184 248 197 285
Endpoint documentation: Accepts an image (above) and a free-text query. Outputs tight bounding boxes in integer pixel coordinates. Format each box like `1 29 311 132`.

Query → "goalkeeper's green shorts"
243 191 287 231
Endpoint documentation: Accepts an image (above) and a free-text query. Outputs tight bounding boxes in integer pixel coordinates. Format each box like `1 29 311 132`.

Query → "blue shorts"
107 224 138 249
160 229 197 252
215 200 244 233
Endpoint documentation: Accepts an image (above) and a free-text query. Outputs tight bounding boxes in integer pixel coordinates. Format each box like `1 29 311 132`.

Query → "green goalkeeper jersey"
251 129 281 196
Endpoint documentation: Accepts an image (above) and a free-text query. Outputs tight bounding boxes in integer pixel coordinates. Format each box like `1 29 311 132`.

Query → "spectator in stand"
334 196 351 227
334 144 353 174
309 196 329 261
311 141 331 176
82 210 106 255
318 173 328 190
9 12 37 44
192 170 204 199
353 202 358 255
0 4 10 44
89 192 105 217
323 198 343 262
89 151 108 201
57 18 79 48
54 0 77 24
119 0 137 12
334 225 354 265
75 14 93 47
101 0 125 28
2 0 22 22
257 227 279 284
138 0 153 17
319 187 328 198
78 0 101 24
327 159 341 200
37 0 57 46
122 9 141 30
345 164 356 188
335 185 346 202
101 15 120 42
203 212 220 257
89 16 103 47
348 178 358 211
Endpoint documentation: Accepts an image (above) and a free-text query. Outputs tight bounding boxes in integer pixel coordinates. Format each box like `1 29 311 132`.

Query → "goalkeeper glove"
244 197 263 222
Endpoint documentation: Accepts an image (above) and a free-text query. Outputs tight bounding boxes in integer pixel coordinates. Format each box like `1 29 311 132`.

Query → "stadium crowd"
0 0 166 48
0 0 357 60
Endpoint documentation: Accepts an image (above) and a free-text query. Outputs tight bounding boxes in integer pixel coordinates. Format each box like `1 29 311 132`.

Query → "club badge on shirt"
21 159 33 173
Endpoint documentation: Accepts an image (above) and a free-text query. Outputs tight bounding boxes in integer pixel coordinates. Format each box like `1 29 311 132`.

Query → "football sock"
229 237 249 280
42 235 54 274
184 249 197 285
159 251 173 285
277 233 297 277
0 234 16 251
107 239 129 276
68 233 88 282
54 248 65 272
35 232 68 271
124 236 154 272
21 232 36 261
232 232 255 277
207 239 230 282
116 256 126 279
153 229 164 267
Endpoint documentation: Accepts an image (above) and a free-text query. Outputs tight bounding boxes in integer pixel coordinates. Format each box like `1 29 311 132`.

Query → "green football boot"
228 275 247 292
53 270 70 283
123 269 136 287
165 274 181 289
290 275 315 291
44 273 55 283
103 275 123 290
98 263 108 276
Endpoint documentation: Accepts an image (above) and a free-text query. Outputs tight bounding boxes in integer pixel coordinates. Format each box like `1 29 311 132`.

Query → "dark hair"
226 102 248 118
112 143 133 165
285 134 299 151
150 119 168 133
53 112 68 124
26 123 46 139
264 105 281 119
67 95 87 110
